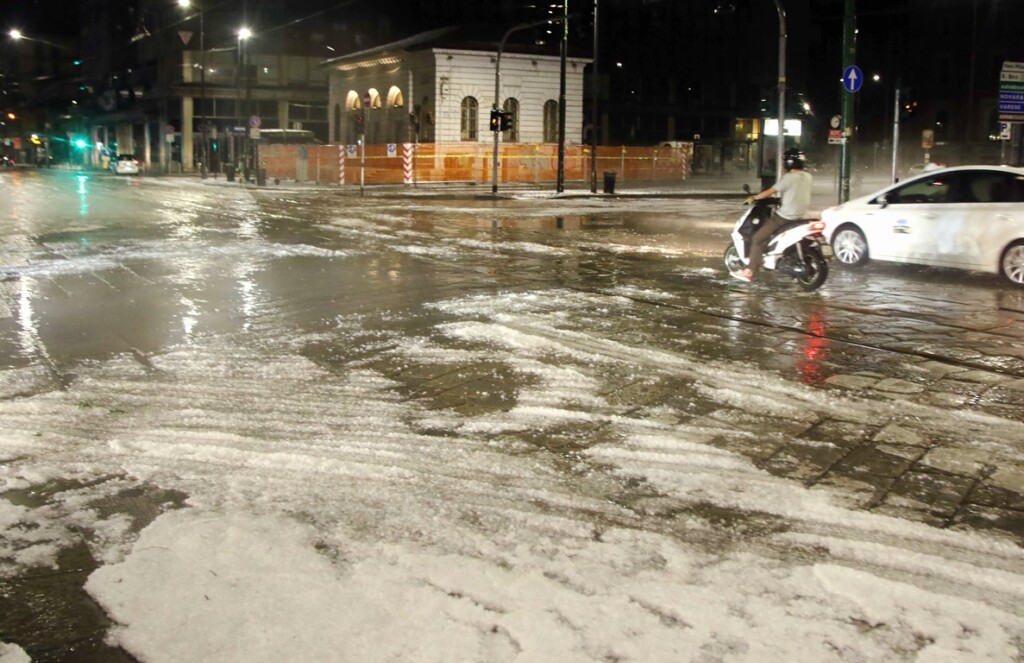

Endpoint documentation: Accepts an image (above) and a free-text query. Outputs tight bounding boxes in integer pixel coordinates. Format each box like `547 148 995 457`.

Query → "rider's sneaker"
732 269 753 282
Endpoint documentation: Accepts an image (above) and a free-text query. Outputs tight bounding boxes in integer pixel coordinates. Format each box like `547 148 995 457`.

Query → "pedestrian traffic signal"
499 111 513 132
489 109 501 132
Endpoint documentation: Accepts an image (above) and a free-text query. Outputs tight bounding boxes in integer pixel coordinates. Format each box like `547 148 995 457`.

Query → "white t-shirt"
774 169 812 220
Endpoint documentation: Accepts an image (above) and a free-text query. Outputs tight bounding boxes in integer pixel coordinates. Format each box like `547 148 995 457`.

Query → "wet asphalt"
1 167 1023 660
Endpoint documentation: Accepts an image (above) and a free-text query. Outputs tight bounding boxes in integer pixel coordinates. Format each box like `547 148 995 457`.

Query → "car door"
966 171 1024 273
866 173 960 265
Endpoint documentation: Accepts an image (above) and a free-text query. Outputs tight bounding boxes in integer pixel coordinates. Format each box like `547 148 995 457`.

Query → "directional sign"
1000 62 1024 121
842 65 864 93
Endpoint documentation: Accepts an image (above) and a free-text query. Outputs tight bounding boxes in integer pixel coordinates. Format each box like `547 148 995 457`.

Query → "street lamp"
178 0 207 177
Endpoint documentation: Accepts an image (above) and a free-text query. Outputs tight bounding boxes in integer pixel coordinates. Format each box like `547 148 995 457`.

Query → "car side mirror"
877 194 889 209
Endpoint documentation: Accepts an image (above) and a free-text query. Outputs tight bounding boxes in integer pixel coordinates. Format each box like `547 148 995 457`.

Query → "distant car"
821 165 1024 286
110 154 140 175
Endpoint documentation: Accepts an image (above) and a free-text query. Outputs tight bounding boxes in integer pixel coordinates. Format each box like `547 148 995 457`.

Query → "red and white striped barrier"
338 145 345 185
403 143 413 185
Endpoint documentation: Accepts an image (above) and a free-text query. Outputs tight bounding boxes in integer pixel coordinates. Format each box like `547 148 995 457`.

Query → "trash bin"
224 164 236 182
256 168 267 187
603 170 617 194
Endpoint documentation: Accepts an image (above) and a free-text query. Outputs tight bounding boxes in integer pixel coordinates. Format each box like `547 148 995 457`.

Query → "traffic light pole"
839 0 856 203
891 80 901 184
773 0 786 186
492 16 565 195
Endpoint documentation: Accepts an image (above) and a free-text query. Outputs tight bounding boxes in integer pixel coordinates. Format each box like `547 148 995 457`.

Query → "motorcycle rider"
736 147 812 282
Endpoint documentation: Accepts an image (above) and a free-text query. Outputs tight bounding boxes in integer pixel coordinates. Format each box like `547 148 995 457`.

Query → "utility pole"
839 0 856 203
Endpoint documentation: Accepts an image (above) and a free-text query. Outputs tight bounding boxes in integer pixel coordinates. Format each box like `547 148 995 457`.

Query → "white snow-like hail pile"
2 286 1023 663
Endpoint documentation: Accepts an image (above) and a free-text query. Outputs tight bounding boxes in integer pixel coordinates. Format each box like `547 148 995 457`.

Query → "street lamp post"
237 27 252 178
178 0 207 177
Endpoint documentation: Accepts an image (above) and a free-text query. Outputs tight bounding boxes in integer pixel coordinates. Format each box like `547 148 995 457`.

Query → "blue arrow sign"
843 65 864 93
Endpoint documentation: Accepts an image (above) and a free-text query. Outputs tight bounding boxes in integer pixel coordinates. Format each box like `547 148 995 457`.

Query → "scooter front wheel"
796 251 829 291
723 244 745 275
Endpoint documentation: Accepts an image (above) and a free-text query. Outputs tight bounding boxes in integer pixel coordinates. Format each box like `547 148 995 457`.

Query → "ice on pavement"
2 242 1024 660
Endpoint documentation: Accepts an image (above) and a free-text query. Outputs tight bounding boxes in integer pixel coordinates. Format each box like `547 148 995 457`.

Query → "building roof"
321 24 589 69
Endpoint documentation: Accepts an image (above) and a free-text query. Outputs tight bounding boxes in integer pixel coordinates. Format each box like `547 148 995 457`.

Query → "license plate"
819 242 834 258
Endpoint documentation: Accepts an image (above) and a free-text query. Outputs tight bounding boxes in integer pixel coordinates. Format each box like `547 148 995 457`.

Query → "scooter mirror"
877 194 889 209
743 184 751 194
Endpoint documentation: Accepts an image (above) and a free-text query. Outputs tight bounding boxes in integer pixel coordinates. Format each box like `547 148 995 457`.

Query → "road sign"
387 143 397 157
999 122 1012 140
842 65 863 93
1000 62 1024 122
922 129 935 150
165 124 175 134
249 115 262 128
828 129 844 145
363 93 371 109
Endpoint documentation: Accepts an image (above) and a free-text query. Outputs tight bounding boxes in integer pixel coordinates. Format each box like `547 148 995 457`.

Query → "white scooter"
723 185 832 291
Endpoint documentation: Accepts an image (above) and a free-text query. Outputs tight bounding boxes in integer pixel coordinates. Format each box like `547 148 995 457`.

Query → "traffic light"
899 88 917 121
489 109 501 132
352 112 365 133
499 112 513 132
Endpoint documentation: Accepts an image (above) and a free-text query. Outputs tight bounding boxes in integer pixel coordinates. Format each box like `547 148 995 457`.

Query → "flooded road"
2 169 1024 662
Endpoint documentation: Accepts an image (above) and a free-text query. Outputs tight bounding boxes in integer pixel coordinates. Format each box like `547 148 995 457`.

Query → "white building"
324 28 590 147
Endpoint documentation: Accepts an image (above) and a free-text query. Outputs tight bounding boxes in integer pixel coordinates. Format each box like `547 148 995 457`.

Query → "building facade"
325 30 590 149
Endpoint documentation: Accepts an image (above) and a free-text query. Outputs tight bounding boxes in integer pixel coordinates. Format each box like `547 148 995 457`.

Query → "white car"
822 165 1024 286
110 154 140 175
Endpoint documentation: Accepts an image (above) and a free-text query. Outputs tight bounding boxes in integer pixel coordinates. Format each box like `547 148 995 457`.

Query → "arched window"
461 97 479 141
367 88 383 110
543 100 558 143
387 86 404 108
502 98 519 143
346 90 361 111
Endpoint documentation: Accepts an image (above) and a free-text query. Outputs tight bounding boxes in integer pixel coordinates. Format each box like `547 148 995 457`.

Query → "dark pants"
748 212 789 277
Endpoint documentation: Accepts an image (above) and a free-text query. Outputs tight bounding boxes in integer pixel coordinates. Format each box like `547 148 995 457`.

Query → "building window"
346 90 361 111
368 88 383 110
543 100 558 143
502 98 519 143
461 97 479 141
387 86 404 108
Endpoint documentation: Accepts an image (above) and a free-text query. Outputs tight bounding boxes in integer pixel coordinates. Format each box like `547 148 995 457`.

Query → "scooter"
723 185 832 291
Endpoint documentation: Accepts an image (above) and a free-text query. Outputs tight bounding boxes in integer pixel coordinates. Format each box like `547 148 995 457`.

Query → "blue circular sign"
843 65 864 93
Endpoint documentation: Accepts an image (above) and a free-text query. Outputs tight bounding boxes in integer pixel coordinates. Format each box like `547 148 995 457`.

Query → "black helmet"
783 148 806 170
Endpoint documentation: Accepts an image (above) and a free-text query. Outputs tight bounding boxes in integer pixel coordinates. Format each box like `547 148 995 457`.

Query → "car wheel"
1000 241 1024 286
831 225 868 267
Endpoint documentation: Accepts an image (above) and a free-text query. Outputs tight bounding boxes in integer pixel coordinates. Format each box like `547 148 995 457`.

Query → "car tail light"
809 220 826 233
